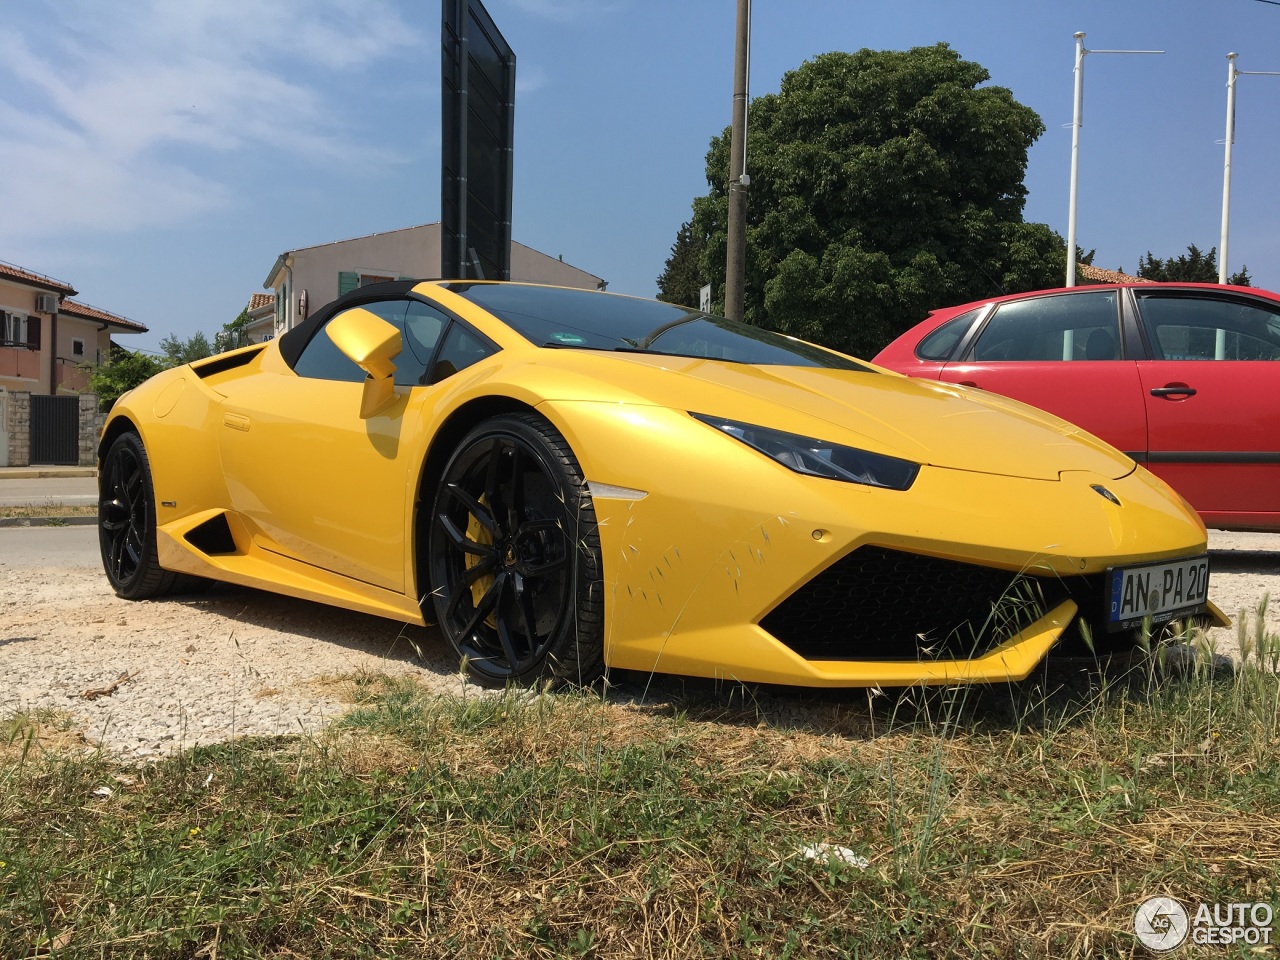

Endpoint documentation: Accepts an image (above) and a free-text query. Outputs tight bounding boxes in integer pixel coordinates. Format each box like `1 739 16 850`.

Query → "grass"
1 615 1278 958
0 501 97 519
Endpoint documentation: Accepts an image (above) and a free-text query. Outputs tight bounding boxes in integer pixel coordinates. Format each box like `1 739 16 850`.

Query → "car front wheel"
428 412 604 687
98 431 180 599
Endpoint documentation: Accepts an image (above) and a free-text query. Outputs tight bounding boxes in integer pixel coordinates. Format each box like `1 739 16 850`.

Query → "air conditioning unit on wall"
35 293 59 313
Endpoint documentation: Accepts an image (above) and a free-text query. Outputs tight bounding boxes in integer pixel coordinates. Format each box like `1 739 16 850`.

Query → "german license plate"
1107 555 1210 631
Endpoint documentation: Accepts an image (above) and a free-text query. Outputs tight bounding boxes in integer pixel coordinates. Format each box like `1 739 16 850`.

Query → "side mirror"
326 307 402 418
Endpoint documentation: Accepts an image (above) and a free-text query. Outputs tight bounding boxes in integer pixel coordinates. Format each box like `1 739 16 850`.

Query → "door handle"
957 380 979 388
1150 385 1196 398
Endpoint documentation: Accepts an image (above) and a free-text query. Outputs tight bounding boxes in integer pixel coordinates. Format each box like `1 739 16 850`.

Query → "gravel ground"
2 530 1277 761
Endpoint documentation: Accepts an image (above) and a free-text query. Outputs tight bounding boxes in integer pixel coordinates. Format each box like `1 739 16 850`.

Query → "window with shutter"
338 271 359 296
25 315 39 349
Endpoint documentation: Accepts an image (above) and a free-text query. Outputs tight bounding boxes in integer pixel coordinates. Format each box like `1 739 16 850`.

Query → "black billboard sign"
441 0 515 280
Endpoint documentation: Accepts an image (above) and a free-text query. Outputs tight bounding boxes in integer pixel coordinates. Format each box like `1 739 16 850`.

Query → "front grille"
761 546 1098 661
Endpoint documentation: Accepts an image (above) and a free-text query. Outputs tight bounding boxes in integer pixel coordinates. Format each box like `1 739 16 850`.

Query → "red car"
874 283 1280 532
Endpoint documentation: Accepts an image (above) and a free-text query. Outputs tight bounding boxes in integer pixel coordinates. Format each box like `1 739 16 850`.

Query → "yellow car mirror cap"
327 307 402 381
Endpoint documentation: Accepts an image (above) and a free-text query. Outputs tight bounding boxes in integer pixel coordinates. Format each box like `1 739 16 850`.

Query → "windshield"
446 283 872 370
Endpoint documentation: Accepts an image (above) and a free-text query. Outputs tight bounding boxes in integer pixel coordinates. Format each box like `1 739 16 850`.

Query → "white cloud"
517 64 550 96
0 0 421 240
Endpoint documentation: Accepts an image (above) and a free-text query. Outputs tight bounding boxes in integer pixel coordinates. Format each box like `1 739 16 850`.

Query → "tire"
428 412 604 687
99 431 181 599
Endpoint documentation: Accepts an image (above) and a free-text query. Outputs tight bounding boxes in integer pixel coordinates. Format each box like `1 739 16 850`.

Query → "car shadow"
159 582 1226 741
166 581 457 673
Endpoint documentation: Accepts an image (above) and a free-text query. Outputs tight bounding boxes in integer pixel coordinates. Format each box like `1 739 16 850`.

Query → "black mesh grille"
760 546 1099 661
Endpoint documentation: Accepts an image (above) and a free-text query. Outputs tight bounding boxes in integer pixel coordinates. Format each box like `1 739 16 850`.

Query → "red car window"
915 308 982 361
970 291 1121 362
1135 294 1280 361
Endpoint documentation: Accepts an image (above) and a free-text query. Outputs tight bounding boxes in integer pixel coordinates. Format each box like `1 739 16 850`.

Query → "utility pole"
725 0 750 322
1065 32 1086 288
1221 54 1239 284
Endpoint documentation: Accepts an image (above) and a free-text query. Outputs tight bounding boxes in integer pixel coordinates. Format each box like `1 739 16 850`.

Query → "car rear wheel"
428 413 604 687
99 431 181 600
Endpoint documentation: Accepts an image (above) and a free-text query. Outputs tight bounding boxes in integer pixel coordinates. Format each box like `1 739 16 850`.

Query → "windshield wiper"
540 341 663 355
626 314 700 350
539 341 745 363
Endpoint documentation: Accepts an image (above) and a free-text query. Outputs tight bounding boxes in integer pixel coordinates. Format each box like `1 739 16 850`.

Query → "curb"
0 515 98 528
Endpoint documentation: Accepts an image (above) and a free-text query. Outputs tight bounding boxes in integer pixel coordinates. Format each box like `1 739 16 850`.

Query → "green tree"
88 347 165 412
662 45 1067 356
214 308 252 353
1135 245 1250 286
656 222 705 308
158 331 214 366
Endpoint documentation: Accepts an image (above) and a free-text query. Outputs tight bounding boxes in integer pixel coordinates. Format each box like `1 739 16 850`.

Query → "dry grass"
0 502 96 519
0 710 93 763
2 621 1278 958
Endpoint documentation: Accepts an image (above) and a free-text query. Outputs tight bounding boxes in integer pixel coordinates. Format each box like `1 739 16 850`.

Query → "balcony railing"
0 344 41 381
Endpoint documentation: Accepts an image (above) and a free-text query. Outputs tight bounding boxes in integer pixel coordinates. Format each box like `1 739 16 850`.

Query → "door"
216 297 450 591
938 289 1147 455
1133 290 1280 526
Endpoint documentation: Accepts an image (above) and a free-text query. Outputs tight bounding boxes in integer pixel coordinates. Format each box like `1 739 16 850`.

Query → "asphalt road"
0 476 97 508
0 523 99 566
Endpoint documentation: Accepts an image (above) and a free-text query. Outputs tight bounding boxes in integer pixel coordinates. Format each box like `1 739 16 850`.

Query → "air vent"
191 345 265 377
184 513 238 555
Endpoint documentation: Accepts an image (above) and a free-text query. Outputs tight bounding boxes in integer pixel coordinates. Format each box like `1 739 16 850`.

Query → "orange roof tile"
0 260 77 295
59 298 147 333
1078 264 1155 285
248 292 275 311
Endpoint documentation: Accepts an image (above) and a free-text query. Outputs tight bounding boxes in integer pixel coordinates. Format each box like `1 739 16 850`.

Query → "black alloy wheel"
99 431 178 599
428 413 603 687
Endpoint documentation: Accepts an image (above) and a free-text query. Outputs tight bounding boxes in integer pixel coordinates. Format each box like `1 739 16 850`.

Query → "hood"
535 352 1136 482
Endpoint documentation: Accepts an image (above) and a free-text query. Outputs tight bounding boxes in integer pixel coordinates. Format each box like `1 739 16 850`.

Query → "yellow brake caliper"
465 494 497 626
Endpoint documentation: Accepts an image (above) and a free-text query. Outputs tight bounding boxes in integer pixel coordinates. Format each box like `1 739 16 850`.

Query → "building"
0 260 148 396
262 223 605 336
242 293 277 344
1 260 147 467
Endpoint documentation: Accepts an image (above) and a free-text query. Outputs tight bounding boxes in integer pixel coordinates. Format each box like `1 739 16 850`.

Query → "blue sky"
1 0 1278 352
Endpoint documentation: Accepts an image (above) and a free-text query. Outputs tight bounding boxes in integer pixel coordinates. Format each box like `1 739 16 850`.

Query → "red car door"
1133 290 1280 529
938 289 1147 456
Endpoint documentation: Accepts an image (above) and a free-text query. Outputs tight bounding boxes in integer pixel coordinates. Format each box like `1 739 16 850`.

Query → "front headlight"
691 413 919 491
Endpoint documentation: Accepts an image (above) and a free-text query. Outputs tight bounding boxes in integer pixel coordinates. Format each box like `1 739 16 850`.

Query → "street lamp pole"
1219 54 1280 284
1064 33 1164 287
725 0 750 322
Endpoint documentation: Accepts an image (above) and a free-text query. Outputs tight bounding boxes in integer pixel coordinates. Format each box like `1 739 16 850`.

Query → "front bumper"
544 401 1211 688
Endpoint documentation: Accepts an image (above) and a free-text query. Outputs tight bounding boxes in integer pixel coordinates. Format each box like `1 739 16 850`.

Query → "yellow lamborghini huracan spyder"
98 281 1222 688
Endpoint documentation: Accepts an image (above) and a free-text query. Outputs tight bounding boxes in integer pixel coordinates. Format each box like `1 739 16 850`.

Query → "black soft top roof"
277 279 422 369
